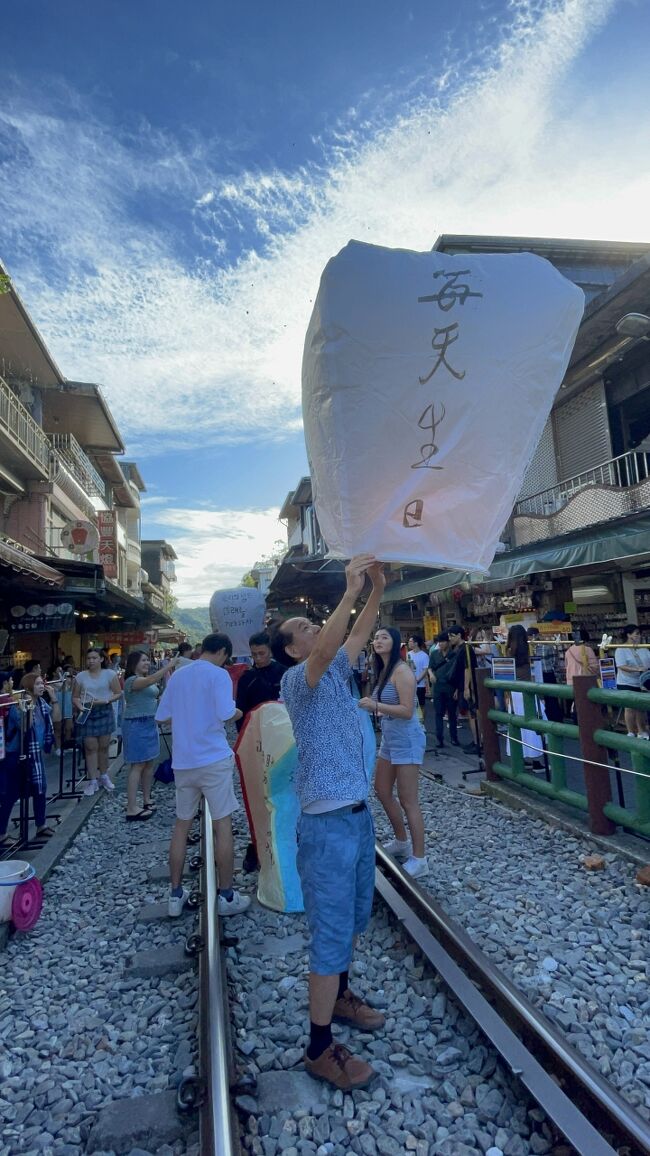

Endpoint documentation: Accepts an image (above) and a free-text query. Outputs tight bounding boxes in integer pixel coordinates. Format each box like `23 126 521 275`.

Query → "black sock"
307 1021 333 1060
337 970 349 1000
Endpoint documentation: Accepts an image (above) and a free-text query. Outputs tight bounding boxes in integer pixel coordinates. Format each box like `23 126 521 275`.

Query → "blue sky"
2 0 650 603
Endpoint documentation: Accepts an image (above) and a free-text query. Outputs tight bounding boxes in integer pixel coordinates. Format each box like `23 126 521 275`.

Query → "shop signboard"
491 657 516 682
60 519 100 557
102 631 146 646
599 657 617 690
97 511 118 579
9 601 75 633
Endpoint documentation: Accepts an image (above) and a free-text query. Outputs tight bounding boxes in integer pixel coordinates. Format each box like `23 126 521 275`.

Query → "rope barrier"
501 728 650 779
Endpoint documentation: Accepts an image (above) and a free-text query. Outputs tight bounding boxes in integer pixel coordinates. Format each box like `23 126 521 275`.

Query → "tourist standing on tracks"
359 627 427 878
235 631 287 874
73 650 123 797
614 624 650 739
155 633 251 918
123 650 176 821
271 555 385 1092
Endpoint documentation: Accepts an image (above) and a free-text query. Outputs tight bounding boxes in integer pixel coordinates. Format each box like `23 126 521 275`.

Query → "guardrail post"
477 669 499 782
573 675 615 836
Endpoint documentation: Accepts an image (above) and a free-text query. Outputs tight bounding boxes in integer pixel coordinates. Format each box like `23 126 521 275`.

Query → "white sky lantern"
209 587 266 657
302 241 584 573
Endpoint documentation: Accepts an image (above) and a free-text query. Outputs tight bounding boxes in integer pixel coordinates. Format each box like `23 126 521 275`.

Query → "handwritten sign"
302 242 584 570
209 587 266 657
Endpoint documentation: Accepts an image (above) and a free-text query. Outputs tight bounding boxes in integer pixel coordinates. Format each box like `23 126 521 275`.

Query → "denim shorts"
297 802 375 975
378 719 426 765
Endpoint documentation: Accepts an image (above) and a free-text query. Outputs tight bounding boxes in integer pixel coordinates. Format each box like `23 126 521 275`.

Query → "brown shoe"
333 990 386 1031
304 1043 376 1090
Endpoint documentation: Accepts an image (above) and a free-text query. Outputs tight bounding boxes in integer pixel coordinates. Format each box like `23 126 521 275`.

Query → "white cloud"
144 505 283 606
0 0 637 458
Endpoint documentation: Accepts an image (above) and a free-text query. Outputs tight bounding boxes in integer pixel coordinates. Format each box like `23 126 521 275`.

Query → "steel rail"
375 846 650 1156
199 803 239 1156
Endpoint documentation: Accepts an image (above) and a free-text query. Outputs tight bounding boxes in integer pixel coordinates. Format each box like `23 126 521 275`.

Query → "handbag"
154 757 174 784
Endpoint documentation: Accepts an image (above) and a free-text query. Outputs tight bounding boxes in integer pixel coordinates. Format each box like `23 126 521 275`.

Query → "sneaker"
333 990 385 1030
639 733 650 741
99 773 115 792
168 887 190 918
304 1043 376 1090
217 890 251 916
83 780 99 797
54 749 62 757
402 855 429 878
382 837 412 859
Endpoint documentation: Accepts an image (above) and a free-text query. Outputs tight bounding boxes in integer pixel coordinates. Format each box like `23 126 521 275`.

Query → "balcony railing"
514 451 650 517
0 375 52 478
48 433 106 499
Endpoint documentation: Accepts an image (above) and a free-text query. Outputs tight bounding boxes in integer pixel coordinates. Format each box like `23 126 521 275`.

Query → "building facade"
0 267 172 671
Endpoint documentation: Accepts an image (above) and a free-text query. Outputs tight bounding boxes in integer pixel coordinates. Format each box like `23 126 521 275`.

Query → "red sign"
102 631 146 645
97 511 118 579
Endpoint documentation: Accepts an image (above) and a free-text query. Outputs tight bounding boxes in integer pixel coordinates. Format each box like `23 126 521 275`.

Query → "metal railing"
515 450 650 517
478 672 650 839
48 433 106 498
0 375 52 477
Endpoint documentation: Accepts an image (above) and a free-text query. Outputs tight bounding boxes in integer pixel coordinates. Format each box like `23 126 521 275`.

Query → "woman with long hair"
73 650 122 796
358 627 428 877
19 673 56 838
122 650 174 820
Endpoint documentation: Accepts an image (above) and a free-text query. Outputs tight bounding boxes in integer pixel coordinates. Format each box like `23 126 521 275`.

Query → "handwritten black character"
419 324 465 383
411 402 446 470
418 268 482 313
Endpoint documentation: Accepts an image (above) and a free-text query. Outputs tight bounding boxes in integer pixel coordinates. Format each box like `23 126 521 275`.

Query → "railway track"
200 829 650 1156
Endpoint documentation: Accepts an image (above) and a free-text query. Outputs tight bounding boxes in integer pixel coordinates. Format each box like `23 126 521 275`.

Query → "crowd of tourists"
2 573 650 1094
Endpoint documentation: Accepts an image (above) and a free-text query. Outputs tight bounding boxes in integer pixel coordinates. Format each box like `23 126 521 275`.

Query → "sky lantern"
302 241 584 572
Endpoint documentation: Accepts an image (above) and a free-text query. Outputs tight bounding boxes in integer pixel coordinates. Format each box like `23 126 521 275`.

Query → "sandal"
126 809 153 822
36 827 57 839
142 802 156 812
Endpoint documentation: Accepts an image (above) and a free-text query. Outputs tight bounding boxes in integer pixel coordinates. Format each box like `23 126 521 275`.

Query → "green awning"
381 514 650 604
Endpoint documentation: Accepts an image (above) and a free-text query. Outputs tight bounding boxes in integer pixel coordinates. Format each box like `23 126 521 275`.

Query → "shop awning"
0 539 64 587
381 513 650 603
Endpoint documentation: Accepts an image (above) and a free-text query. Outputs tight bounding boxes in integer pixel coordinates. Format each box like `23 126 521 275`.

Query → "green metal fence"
477 672 650 839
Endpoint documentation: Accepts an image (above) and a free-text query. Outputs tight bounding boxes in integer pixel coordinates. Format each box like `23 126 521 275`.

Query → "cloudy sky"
2 0 650 604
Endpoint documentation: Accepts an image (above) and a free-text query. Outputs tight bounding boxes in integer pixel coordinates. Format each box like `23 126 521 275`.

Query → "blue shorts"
297 803 375 975
378 719 426 765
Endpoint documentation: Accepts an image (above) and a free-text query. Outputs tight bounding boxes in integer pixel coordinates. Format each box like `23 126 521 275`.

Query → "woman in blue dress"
358 627 428 878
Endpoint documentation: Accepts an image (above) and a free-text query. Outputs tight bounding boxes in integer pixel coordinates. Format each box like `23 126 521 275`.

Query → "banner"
234 702 303 913
209 587 266 657
9 601 75 633
302 242 584 571
97 511 118 579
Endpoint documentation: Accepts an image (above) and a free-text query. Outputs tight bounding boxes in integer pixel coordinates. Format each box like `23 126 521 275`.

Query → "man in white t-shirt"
155 633 251 918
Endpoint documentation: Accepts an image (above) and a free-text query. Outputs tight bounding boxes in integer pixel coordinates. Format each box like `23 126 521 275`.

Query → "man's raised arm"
343 562 385 665
305 554 375 689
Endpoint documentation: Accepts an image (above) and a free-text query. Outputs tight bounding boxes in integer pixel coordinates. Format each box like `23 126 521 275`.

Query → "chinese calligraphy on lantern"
403 268 483 527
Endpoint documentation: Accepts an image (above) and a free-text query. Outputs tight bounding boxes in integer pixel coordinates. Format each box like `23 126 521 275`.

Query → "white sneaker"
402 855 429 878
168 887 190 918
83 780 99 797
217 890 251 916
639 733 650 741
99 773 115 791
382 838 412 859
54 749 62 757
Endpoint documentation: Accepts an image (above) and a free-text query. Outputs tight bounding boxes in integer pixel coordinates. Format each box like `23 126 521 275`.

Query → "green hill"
173 605 211 642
